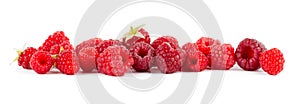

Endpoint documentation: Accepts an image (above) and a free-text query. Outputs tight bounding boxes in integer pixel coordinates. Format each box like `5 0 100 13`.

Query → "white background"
1 0 300 104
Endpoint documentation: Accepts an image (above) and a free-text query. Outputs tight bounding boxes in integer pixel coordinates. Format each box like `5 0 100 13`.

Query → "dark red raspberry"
56 51 80 75
196 37 221 55
182 43 208 72
259 48 285 75
235 38 266 71
208 44 235 70
155 42 182 74
30 51 54 74
130 42 154 72
96 39 123 54
122 25 150 49
49 41 74 55
183 51 208 72
78 47 99 72
151 36 180 50
39 31 70 52
97 45 134 76
17 47 37 69
75 38 103 55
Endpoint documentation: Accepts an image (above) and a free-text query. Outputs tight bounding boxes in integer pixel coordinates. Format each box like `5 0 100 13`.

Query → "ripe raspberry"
181 43 208 72
122 25 150 49
97 45 134 76
78 47 99 72
75 38 103 55
130 42 154 72
56 51 80 75
17 47 37 69
155 42 182 74
96 39 122 54
39 31 70 52
196 37 221 55
235 38 266 71
208 44 235 70
151 36 180 50
182 42 199 53
183 51 208 72
30 51 54 74
49 41 74 55
259 48 285 75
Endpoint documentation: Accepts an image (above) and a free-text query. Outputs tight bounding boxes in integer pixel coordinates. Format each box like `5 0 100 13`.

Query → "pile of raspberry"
15 26 285 76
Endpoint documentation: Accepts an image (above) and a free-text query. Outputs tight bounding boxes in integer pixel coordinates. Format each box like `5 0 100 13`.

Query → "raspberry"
78 47 99 72
129 42 154 72
30 51 54 74
39 31 70 52
75 38 103 55
182 43 208 72
50 41 74 55
97 45 134 76
208 44 235 70
96 39 122 54
182 42 199 53
183 51 208 72
122 25 150 49
17 47 37 69
155 42 182 74
196 37 221 55
56 51 80 75
151 36 180 50
259 48 285 75
235 38 266 71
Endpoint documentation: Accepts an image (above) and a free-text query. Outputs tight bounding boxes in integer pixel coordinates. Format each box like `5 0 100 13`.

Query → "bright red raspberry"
155 42 182 74
96 39 123 54
78 47 99 72
56 51 80 75
39 31 70 52
17 47 37 69
182 43 208 72
151 36 180 50
97 45 134 76
208 44 235 70
235 38 266 71
75 38 103 55
50 41 74 55
130 42 154 72
196 37 221 55
122 25 150 49
259 48 285 75
30 51 54 74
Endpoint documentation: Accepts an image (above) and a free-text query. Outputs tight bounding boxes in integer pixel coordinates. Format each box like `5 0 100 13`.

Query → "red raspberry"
49 41 74 55
151 36 180 50
122 25 150 49
75 38 103 55
208 44 235 70
96 39 123 54
39 31 70 52
196 37 221 55
182 43 208 72
235 38 266 71
155 42 182 74
97 45 134 76
129 42 154 72
17 47 37 69
56 51 80 75
259 48 285 75
30 51 54 74
78 47 99 72
183 51 208 72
